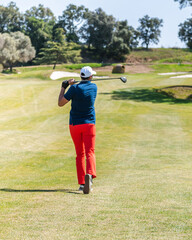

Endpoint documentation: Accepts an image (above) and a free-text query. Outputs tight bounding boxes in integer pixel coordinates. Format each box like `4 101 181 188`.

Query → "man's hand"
68 79 76 85
62 80 69 89
61 79 76 89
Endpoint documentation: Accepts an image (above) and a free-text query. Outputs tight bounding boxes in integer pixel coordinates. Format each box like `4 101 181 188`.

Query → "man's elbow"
58 97 68 107
58 102 64 107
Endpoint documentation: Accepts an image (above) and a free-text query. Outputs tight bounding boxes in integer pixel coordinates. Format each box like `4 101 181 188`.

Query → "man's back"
64 81 97 125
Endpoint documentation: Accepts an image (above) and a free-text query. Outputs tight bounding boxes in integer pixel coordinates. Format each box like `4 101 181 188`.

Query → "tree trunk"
10 64 13 72
53 63 56 69
53 53 59 69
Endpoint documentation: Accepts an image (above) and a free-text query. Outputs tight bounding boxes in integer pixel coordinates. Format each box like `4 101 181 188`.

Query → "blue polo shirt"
64 81 97 125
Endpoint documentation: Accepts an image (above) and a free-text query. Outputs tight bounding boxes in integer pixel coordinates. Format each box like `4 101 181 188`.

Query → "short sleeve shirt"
64 81 97 125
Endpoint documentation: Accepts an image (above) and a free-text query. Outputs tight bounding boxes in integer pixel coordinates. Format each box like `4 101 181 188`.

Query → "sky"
1 0 192 48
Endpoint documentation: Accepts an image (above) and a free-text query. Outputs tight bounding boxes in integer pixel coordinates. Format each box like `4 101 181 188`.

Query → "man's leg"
83 124 96 179
69 125 86 184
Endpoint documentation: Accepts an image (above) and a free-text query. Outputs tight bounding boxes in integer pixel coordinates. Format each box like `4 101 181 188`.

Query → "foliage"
178 18 192 49
175 0 192 50
11 32 36 63
58 4 88 43
24 5 56 55
24 4 56 22
24 17 53 55
52 27 65 43
174 0 192 8
80 9 138 61
0 2 190 64
0 31 35 71
80 8 116 52
34 39 82 69
0 1 24 32
107 20 139 61
2 68 18 74
117 22 140 50
137 15 163 49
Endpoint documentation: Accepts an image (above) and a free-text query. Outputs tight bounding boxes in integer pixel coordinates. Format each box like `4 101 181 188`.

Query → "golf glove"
62 80 69 89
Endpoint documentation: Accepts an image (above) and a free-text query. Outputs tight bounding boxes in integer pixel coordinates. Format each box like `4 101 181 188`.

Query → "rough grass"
0 66 192 239
152 63 192 73
157 86 192 100
128 48 192 63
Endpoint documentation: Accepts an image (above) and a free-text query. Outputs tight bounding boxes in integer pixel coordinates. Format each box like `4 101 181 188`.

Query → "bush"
2 68 18 74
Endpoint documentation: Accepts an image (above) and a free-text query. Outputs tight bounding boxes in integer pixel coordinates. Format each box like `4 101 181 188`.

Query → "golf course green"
0 64 192 239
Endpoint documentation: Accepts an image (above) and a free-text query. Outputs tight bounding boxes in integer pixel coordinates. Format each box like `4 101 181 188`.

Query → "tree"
107 20 139 60
24 17 53 55
174 0 192 8
114 20 139 48
174 0 192 49
34 30 82 69
137 15 163 49
52 27 65 43
58 4 88 43
0 32 35 71
24 4 56 22
0 2 24 32
178 19 192 48
80 8 116 53
24 5 56 55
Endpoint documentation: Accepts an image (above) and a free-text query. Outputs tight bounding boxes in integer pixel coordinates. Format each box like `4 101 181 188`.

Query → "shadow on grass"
108 88 192 104
0 188 81 194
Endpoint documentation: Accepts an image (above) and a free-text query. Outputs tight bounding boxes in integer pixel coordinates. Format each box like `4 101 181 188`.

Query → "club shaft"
74 78 120 83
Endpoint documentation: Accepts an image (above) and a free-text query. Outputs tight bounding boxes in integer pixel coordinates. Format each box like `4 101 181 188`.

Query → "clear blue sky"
1 0 191 48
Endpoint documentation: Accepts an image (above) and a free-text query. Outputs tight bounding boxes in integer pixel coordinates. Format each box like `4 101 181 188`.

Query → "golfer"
58 66 97 194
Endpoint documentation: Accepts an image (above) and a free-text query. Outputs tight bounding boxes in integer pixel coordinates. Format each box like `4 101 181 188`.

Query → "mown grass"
0 65 192 239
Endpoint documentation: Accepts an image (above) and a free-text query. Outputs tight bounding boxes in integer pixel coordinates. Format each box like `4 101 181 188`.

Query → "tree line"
0 1 190 70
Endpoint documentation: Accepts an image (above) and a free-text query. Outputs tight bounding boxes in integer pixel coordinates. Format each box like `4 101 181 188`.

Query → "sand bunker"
170 74 192 79
50 71 80 80
50 71 109 80
158 72 187 76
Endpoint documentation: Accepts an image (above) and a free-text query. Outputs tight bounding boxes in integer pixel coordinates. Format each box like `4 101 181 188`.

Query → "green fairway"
0 66 192 239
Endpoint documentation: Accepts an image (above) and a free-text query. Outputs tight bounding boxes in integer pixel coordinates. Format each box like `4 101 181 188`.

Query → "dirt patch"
95 66 113 72
95 64 153 74
125 64 153 73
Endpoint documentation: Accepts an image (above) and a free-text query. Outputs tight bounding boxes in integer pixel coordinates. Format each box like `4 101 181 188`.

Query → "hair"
81 72 91 80
81 76 90 80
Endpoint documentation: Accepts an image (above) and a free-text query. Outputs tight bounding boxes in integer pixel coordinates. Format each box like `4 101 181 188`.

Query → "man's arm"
58 79 75 107
58 87 69 107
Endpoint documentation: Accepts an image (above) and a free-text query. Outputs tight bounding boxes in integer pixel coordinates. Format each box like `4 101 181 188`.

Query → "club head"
120 77 127 83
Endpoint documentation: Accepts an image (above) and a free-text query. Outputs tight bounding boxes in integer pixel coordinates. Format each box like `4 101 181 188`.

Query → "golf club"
73 76 127 84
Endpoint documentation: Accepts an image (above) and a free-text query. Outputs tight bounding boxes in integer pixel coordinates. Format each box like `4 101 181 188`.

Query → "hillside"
126 48 192 64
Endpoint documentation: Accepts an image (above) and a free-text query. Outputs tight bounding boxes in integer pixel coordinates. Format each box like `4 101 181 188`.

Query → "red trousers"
69 124 96 185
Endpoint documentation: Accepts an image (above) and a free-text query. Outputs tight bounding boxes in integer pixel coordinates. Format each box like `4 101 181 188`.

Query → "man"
58 66 97 194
